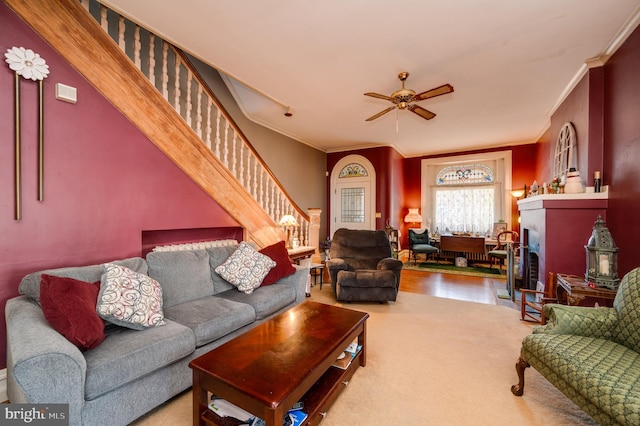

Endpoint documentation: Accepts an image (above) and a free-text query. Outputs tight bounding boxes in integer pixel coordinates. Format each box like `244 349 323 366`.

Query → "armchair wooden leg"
511 356 530 396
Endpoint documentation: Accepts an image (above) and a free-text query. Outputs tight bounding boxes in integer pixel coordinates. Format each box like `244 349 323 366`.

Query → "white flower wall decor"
5 47 51 220
5 46 50 81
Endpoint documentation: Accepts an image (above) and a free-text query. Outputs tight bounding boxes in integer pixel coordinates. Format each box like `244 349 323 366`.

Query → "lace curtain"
434 186 495 234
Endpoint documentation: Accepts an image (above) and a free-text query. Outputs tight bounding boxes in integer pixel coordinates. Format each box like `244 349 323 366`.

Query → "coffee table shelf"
199 356 361 426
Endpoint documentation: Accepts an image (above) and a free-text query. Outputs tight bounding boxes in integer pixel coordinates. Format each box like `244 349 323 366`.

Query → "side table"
556 273 618 307
288 246 316 297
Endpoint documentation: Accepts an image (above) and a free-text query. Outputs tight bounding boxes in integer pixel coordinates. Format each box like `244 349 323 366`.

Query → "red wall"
603 24 640 276
534 25 640 277
0 4 238 368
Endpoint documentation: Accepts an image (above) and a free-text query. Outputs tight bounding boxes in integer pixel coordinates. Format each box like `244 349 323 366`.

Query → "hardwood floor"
399 269 510 305
315 258 519 308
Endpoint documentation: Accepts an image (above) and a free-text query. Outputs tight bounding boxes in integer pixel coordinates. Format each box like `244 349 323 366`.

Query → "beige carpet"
133 285 596 426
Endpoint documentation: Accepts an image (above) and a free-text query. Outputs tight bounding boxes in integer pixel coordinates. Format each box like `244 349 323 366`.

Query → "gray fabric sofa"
5 244 308 426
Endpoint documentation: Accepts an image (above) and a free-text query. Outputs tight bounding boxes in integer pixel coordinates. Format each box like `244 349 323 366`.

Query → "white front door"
330 155 376 236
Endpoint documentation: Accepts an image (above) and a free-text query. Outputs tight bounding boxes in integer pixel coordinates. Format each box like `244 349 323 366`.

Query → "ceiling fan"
364 72 453 122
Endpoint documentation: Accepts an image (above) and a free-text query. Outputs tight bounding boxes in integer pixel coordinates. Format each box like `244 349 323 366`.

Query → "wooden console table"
288 246 316 297
556 273 617 307
287 246 316 264
437 235 492 264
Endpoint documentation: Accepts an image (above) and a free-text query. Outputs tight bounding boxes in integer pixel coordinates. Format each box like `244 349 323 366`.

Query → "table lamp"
279 214 299 248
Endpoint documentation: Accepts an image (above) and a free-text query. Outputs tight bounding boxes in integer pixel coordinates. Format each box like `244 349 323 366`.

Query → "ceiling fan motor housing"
392 89 416 107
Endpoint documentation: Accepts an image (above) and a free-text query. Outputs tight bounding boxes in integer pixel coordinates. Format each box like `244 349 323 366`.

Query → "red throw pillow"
40 274 106 351
259 241 296 286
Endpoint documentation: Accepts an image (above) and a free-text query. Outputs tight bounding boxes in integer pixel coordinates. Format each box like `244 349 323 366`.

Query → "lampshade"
279 214 299 227
404 208 423 224
510 189 525 199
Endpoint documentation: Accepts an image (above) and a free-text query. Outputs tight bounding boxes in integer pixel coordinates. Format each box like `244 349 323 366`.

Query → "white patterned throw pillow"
97 263 165 330
215 242 276 294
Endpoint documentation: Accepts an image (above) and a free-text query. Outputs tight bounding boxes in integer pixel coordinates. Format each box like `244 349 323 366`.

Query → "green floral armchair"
512 267 640 425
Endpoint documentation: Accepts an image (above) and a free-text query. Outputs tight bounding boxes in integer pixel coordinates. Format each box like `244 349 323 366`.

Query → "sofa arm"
378 257 403 271
533 303 619 339
6 296 86 423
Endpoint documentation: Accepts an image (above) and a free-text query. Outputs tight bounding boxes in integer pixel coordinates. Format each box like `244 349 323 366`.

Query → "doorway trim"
330 155 377 236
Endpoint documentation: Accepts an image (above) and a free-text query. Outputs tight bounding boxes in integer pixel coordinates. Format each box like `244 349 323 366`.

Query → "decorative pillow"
40 274 106 351
259 240 296 286
215 242 276 294
97 263 165 330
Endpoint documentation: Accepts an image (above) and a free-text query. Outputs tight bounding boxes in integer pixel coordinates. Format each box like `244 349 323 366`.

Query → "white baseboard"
0 368 6 402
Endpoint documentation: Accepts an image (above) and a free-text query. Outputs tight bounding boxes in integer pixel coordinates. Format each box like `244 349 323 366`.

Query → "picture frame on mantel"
493 222 508 238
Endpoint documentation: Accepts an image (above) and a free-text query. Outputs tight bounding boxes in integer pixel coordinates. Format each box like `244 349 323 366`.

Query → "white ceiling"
103 0 640 157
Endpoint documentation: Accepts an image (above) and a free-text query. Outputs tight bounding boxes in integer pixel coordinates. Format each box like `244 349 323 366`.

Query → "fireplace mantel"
518 191 609 210
518 191 609 290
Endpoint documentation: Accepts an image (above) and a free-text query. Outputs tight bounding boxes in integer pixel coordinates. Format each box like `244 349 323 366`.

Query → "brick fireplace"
518 193 608 290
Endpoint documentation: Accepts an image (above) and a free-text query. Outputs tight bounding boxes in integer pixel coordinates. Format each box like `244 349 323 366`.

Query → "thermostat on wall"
55 83 77 104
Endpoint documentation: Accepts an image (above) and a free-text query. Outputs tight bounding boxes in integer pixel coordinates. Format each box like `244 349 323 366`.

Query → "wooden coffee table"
189 301 368 426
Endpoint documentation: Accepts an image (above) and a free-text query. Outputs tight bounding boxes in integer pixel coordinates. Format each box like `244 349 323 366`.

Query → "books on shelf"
332 341 362 370
208 398 253 423
210 395 307 426
288 409 308 426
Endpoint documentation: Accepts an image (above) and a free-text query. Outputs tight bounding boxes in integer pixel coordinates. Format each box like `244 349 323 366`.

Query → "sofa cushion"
215 242 275 294
19 257 148 304
146 249 214 308
215 282 296 320
164 296 256 347
337 270 396 288
522 333 640 423
39 274 106 351
97 263 165 330
206 245 240 294
83 319 195 400
259 241 296 286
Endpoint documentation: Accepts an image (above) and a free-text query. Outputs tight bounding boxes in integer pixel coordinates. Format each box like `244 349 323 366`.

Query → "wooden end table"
556 273 618 307
189 301 368 425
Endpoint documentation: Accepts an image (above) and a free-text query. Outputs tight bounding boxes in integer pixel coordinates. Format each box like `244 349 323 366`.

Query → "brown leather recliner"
327 228 403 302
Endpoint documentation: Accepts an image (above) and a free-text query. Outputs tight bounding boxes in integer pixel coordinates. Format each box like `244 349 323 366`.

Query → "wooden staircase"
4 0 316 248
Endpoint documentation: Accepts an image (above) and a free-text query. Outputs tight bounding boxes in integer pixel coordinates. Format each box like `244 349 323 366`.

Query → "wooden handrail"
177 51 309 222
4 0 283 246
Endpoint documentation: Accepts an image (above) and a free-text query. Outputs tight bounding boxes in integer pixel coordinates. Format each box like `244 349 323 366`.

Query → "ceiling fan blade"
365 106 396 121
413 84 454 101
364 92 393 101
408 104 436 120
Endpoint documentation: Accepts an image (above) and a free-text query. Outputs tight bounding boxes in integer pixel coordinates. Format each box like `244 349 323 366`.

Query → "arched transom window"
339 163 368 178
437 164 494 185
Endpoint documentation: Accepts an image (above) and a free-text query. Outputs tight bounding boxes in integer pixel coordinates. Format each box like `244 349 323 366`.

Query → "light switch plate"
55 83 77 104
